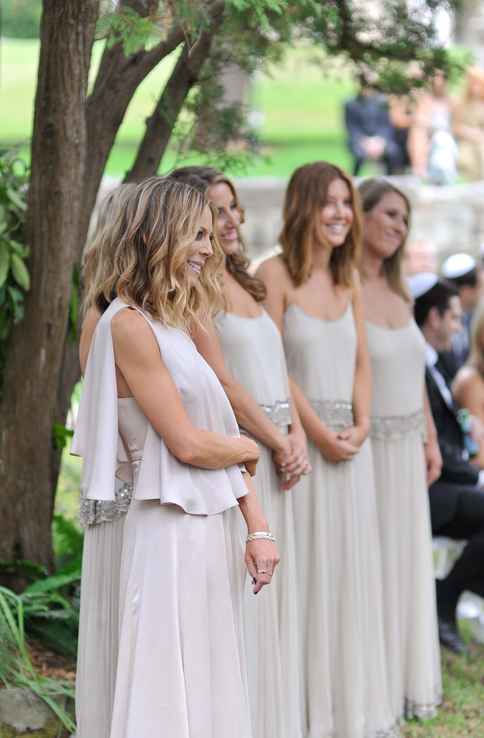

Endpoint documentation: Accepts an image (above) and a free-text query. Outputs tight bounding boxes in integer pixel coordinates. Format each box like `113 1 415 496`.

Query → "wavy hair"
169 165 266 302
88 176 224 328
279 162 362 287
358 178 411 303
82 183 137 313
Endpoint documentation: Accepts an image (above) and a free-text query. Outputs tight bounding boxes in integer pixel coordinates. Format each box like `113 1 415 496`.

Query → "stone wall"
234 177 484 265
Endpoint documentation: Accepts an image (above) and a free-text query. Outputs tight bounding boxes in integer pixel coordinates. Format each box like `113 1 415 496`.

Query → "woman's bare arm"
349 274 371 444
111 309 259 470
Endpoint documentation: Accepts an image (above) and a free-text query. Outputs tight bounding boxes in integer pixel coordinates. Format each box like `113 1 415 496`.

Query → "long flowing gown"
366 320 442 721
283 303 399 738
215 309 303 738
74 298 252 738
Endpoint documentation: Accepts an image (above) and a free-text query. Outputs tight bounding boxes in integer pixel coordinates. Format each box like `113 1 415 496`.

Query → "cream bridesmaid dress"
215 309 303 738
367 319 441 721
283 303 399 738
73 298 253 738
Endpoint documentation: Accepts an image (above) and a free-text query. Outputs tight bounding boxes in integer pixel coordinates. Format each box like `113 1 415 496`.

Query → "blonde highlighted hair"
169 165 266 302
279 161 362 287
87 176 223 329
358 178 411 303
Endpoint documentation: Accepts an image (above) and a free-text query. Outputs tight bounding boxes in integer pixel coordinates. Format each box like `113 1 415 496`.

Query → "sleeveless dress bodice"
367 320 425 418
215 310 290 426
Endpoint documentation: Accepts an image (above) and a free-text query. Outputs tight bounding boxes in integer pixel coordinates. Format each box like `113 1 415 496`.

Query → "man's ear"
427 305 440 329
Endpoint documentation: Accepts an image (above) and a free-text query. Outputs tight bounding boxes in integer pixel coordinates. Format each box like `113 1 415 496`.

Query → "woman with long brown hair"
170 165 309 738
359 178 442 722
73 177 279 738
257 162 398 738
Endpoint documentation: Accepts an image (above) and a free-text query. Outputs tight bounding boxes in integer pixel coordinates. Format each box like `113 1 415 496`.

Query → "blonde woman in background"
359 178 442 723
170 165 309 738
74 177 279 738
258 162 398 738
454 66 484 181
453 301 484 468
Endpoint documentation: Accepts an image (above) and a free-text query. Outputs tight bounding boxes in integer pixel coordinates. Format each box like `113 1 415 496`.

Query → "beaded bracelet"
246 531 276 543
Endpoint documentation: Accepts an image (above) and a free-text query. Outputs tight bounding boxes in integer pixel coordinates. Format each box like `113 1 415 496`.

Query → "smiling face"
318 178 354 249
186 205 214 281
207 181 242 257
363 191 409 261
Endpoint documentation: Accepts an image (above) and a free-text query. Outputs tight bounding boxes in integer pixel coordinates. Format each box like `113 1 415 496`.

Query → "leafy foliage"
0 586 76 732
0 149 30 392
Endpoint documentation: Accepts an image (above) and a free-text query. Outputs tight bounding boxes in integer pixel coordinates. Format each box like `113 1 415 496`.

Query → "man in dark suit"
344 72 403 176
411 273 484 654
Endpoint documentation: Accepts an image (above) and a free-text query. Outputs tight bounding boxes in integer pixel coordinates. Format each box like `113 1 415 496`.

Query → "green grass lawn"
0 38 355 177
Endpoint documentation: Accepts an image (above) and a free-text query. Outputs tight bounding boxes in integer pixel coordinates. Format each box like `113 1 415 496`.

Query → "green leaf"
6 187 27 212
10 253 30 291
0 244 9 288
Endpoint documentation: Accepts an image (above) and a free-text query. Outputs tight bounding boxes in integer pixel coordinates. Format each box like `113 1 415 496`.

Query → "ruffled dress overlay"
366 320 441 720
73 298 252 738
215 310 303 738
283 304 399 738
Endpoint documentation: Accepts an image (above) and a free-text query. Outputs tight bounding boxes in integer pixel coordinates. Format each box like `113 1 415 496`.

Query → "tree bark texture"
0 0 99 570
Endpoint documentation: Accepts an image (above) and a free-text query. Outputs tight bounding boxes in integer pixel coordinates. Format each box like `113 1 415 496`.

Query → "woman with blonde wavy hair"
257 162 398 738
73 176 279 738
358 178 442 722
170 165 310 738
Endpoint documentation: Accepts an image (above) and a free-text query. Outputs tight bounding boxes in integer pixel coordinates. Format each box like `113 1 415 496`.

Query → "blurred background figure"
344 70 404 176
454 66 484 182
411 274 484 656
440 252 480 378
403 238 438 276
453 302 484 469
408 69 457 184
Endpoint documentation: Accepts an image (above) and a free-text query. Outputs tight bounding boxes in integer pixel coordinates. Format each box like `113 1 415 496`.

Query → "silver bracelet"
246 531 276 543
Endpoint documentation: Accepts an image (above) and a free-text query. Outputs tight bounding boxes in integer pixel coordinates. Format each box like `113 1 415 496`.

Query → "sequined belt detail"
79 482 133 528
260 400 291 428
311 400 353 429
370 409 426 441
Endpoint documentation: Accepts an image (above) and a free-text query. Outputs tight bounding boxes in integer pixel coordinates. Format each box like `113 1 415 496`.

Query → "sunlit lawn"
0 38 354 177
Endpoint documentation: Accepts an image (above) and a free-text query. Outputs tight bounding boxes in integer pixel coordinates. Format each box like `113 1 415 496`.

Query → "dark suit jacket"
344 94 399 159
425 365 479 530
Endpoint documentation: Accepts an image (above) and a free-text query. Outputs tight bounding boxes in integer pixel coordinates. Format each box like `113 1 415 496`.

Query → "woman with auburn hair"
359 178 442 722
170 165 309 738
73 176 279 738
453 301 484 468
454 66 484 181
257 162 398 738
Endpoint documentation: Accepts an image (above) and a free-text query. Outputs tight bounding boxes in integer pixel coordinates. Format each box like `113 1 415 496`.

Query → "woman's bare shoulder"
256 254 289 282
453 365 483 394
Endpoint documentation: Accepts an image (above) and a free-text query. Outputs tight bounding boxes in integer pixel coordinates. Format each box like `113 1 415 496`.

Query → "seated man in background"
440 253 481 379
411 273 484 655
344 71 403 176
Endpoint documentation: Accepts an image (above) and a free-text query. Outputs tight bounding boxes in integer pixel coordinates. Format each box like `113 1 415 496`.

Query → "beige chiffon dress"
73 298 252 738
366 320 441 721
215 309 303 738
283 303 399 738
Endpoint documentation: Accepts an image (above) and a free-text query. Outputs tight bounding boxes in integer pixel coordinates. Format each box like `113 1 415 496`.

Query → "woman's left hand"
338 424 368 449
245 539 280 594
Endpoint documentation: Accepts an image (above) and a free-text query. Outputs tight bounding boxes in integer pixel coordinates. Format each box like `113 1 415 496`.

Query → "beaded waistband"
259 400 291 428
311 399 354 430
370 409 426 441
79 481 133 528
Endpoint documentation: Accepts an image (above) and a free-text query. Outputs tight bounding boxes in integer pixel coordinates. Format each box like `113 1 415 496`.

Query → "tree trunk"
0 0 99 572
125 25 221 182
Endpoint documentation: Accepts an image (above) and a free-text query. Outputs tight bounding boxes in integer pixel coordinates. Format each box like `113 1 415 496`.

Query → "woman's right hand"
318 429 358 464
238 435 260 476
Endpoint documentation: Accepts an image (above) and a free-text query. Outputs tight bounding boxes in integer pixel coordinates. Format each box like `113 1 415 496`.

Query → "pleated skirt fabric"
371 433 442 721
242 445 304 738
108 500 252 738
76 516 125 738
294 440 400 738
